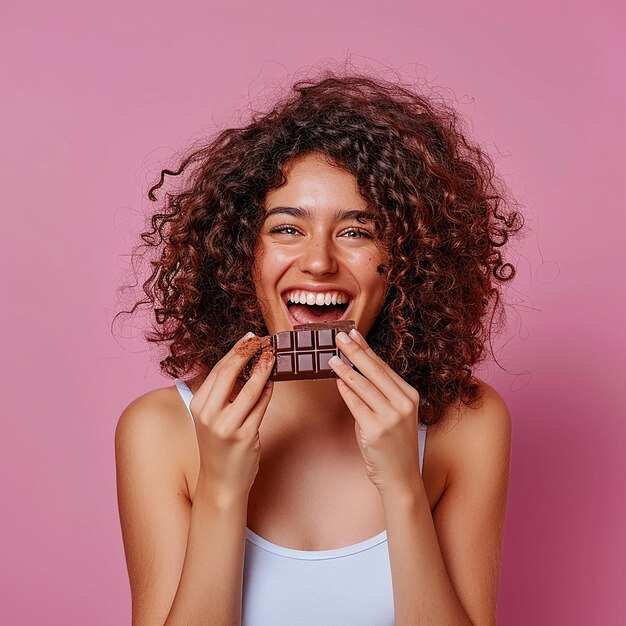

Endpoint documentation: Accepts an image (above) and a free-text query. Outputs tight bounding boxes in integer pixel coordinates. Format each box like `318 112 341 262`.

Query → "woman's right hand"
189 333 275 501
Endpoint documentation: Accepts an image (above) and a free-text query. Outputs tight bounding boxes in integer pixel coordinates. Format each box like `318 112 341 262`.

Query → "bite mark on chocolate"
238 335 273 382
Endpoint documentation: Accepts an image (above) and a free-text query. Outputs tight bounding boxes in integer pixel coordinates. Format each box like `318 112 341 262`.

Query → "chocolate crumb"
238 335 273 382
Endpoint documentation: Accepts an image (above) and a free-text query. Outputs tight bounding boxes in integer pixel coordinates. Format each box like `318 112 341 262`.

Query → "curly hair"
114 69 525 426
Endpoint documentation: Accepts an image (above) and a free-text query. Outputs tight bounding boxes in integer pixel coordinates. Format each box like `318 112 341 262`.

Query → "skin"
251 151 391 437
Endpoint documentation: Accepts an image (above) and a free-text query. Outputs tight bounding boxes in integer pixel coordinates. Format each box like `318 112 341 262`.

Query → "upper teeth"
286 290 350 306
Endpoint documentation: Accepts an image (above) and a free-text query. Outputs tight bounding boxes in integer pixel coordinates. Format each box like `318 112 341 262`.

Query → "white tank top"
174 378 427 625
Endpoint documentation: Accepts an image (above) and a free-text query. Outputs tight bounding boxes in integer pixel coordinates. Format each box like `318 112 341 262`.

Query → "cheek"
268 247 300 266
359 268 388 299
252 245 294 293
357 249 387 277
360 253 389 299
256 239 297 267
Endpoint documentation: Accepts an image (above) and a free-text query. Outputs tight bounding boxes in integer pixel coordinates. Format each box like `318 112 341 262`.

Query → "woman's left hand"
328 328 423 497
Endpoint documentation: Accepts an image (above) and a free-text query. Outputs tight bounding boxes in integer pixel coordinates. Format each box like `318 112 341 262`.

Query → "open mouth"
281 290 353 325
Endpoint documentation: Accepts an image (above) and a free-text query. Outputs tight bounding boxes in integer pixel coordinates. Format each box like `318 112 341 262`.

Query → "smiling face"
252 152 389 337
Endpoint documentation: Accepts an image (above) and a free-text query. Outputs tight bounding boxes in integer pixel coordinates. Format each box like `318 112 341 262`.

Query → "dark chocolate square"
296 352 315 372
276 353 295 373
275 332 293 351
317 328 334 348
295 330 314 349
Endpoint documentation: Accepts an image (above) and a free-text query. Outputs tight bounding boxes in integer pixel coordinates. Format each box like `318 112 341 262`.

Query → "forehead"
263 153 369 215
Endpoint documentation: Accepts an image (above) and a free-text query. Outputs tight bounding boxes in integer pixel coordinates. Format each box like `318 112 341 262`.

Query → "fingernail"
349 328 361 341
243 331 255 339
336 331 351 344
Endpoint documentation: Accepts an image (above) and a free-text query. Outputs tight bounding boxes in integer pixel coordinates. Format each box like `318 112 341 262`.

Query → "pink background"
1 1 624 624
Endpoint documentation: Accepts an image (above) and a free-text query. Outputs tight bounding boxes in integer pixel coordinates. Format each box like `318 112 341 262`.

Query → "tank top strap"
174 378 195 425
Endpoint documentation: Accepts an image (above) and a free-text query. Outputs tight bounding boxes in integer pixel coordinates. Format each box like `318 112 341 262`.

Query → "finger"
335 331 404 403
335 378 376 429
202 334 266 410
191 333 256 405
227 378 245 404
329 354 391 416
240 379 274 436
227 353 275 429
347 328 420 400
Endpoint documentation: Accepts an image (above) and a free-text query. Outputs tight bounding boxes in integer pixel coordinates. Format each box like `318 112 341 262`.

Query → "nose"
296 235 339 275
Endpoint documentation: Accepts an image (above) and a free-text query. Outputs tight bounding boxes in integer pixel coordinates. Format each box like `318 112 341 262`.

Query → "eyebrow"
264 206 376 222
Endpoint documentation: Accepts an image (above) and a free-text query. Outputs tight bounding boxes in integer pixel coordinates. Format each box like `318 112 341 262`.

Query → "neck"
267 377 354 436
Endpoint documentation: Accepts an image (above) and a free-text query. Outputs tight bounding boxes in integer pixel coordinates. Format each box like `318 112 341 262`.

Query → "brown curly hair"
114 70 525 426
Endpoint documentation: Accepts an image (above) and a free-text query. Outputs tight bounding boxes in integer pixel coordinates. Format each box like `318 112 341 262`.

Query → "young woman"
115 72 523 625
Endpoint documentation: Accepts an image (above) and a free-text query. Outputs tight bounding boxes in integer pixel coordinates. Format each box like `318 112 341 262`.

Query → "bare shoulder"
115 385 195 492
116 385 192 441
427 379 512 486
439 378 512 482
437 378 511 435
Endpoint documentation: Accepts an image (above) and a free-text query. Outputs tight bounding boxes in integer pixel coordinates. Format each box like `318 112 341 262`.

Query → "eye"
341 227 374 239
268 224 302 236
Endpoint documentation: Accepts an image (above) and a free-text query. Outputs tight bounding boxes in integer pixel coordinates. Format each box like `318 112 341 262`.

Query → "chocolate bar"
270 320 357 381
238 321 358 383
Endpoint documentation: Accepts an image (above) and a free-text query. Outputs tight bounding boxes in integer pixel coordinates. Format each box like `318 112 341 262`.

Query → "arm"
383 382 512 625
165 484 248 626
115 392 248 626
